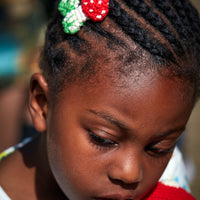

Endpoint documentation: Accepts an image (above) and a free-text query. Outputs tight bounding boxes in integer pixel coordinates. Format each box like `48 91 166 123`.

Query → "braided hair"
40 0 200 98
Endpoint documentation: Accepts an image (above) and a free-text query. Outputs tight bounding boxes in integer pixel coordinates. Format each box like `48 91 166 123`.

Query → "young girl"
0 0 200 199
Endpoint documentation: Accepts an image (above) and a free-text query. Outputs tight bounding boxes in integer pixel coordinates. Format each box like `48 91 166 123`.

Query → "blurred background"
0 0 199 199
0 0 55 149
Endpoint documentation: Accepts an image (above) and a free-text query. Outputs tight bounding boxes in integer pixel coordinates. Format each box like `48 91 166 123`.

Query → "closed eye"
145 142 176 157
147 146 174 156
88 130 117 150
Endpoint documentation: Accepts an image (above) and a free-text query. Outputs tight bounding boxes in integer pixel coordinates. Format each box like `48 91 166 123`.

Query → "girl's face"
45 71 194 200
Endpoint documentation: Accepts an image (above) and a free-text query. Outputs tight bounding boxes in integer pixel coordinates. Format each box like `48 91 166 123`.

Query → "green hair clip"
58 0 87 34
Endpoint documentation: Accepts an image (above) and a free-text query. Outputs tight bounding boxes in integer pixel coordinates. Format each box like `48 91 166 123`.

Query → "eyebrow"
87 109 186 138
87 109 128 130
155 126 186 139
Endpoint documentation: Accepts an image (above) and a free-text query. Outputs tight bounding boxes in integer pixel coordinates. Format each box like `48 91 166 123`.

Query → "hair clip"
58 0 109 34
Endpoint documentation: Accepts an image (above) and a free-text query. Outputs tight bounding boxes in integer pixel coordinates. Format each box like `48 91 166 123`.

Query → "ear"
29 73 49 132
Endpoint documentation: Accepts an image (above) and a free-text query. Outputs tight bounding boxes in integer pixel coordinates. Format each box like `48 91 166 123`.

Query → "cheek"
46 124 106 199
147 152 172 180
139 153 173 198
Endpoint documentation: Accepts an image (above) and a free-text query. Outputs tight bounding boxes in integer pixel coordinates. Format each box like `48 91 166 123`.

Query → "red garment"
143 182 196 200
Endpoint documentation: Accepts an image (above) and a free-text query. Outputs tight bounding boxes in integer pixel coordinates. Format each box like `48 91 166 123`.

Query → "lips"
93 194 135 200
94 199 134 200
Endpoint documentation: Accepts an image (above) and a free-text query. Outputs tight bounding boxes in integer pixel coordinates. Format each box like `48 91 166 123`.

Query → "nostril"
107 164 143 188
108 175 139 190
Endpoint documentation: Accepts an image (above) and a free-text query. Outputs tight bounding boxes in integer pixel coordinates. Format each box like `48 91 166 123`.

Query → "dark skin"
0 64 195 200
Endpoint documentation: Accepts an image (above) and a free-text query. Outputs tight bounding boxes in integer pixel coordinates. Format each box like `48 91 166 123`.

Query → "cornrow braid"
150 0 192 53
165 0 200 69
174 0 200 54
84 21 127 48
123 0 184 57
42 11 90 75
108 0 176 63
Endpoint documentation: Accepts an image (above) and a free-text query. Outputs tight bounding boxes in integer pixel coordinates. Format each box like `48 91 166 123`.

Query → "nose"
108 151 143 186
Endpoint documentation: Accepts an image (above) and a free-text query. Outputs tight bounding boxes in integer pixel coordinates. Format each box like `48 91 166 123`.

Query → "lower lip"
94 198 119 200
95 199 118 200
94 198 134 200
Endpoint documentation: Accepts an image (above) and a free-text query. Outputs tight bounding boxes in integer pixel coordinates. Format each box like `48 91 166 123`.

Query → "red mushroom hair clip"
58 0 109 34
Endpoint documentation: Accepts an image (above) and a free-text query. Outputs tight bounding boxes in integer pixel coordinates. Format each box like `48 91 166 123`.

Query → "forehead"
54 69 194 135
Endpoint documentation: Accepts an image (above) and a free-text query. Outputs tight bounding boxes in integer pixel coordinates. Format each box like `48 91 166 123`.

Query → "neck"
21 133 67 199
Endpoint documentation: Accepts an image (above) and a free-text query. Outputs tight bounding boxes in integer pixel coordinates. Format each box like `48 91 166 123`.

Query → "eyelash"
88 131 117 150
88 130 176 156
145 144 175 157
